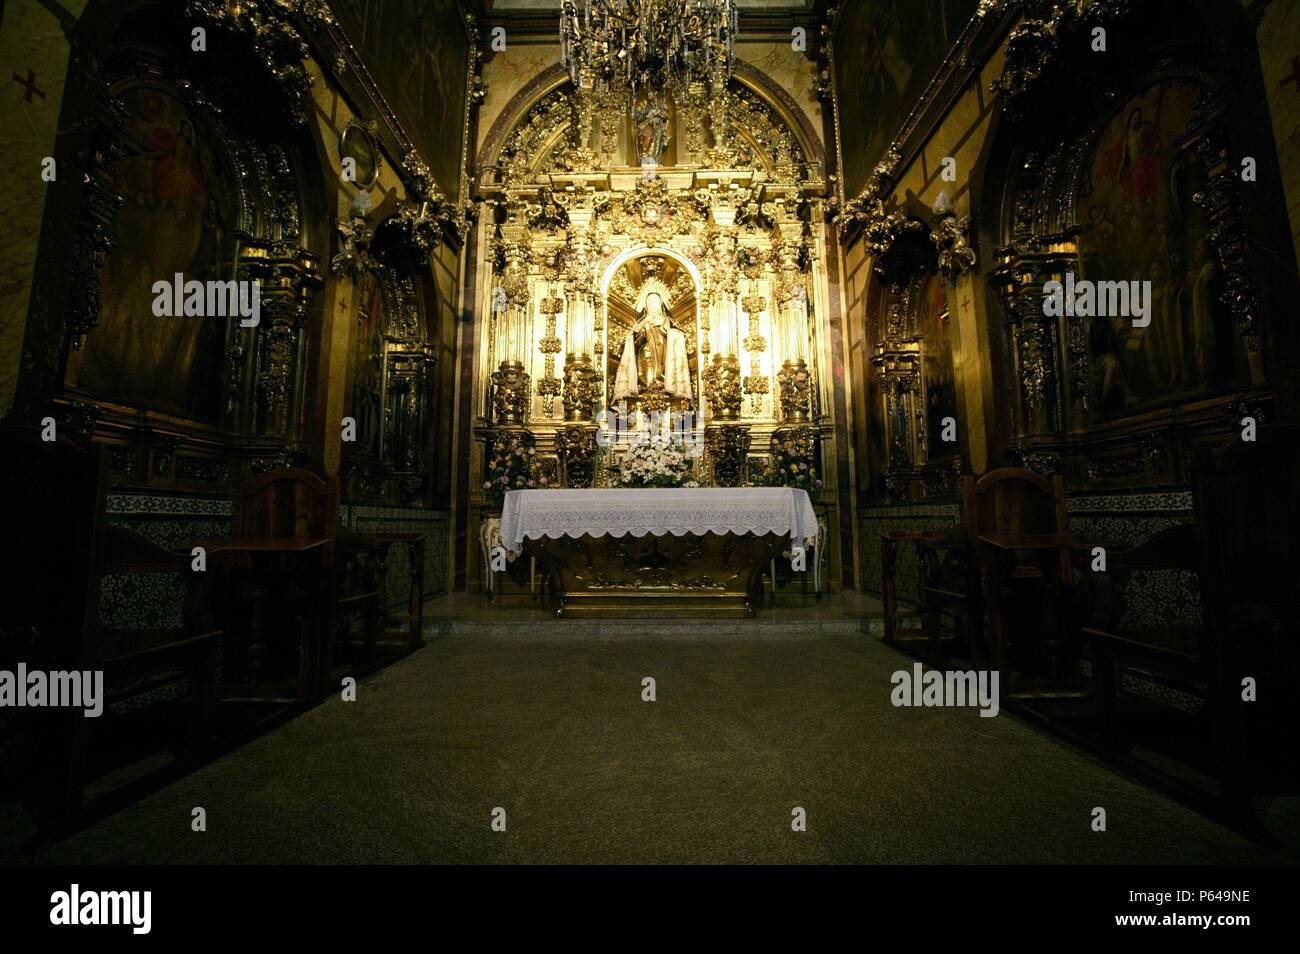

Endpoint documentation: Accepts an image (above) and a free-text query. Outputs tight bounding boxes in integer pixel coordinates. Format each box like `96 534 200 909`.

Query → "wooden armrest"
1084 627 1202 669
913 532 966 553
1079 526 1198 632
102 526 229 635
881 528 956 544
335 528 387 555
101 631 220 683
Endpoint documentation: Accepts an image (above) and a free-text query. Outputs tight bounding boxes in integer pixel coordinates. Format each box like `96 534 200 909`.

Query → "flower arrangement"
611 435 693 488
756 431 822 494
482 435 545 508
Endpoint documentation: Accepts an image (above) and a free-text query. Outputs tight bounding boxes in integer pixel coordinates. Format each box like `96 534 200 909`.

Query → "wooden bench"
1086 425 1300 810
0 426 220 825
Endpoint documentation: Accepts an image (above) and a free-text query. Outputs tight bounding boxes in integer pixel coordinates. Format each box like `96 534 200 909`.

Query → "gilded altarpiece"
472 75 840 589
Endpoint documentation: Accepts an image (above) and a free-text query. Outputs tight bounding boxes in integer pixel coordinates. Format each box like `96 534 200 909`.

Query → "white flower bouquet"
612 434 693 488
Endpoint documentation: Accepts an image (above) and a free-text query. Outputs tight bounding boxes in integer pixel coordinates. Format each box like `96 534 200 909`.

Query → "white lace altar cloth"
499 488 818 554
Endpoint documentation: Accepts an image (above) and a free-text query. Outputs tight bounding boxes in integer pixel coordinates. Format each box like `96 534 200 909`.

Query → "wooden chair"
0 426 219 824
222 468 412 699
1084 524 1200 762
880 526 963 655
233 466 338 548
96 525 220 765
1087 425 1300 809
912 467 1072 678
218 468 338 699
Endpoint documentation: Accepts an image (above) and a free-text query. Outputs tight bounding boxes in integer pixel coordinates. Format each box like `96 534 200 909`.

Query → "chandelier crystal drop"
559 0 739 110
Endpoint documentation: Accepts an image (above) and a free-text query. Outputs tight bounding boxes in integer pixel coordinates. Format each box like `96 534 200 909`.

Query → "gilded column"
561 223 598 422
741 286 769 415
774 238 812 424
491 221 531 425
702 227 748 484
703 229 742 422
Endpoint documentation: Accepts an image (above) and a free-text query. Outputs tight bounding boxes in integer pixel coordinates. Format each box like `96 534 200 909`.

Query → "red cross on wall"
12 69 46 103
1281 57 1300 94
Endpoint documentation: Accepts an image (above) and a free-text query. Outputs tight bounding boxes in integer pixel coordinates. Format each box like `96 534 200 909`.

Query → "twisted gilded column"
704 292 742 422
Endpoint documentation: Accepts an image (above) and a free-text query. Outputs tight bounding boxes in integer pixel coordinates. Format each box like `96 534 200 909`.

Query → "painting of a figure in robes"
76 86 236 422
1077 79 1250 421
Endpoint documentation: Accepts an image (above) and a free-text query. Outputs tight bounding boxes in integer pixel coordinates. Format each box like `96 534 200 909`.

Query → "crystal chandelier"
559 0 738 110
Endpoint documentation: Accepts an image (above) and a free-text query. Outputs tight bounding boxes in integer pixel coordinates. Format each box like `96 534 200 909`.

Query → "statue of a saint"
633 97 671 166
613 290 692 403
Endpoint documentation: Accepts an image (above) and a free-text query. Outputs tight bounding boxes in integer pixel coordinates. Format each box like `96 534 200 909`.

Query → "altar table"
499 488 819 618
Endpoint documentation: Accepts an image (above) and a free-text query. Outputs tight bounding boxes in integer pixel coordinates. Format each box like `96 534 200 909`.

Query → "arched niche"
600 250 703 423
343 224 439 505
864 219 961 501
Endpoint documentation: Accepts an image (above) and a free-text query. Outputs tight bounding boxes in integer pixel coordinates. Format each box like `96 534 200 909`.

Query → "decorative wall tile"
343 504 451 599
859 503 960 604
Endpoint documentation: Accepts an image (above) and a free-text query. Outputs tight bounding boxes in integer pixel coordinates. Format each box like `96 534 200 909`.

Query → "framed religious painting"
339 122 381 189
